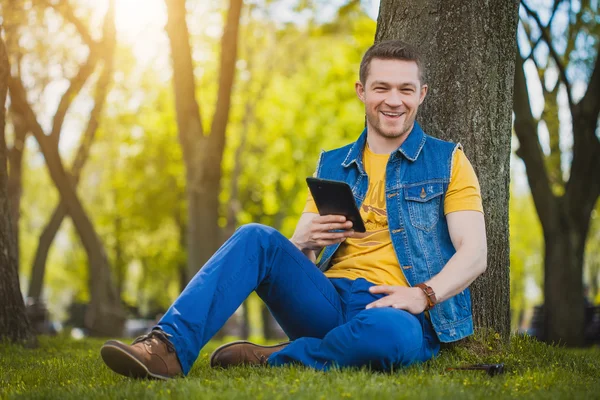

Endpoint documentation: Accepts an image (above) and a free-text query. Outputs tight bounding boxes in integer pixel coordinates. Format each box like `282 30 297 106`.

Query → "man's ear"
355 81 365 103
419 84 428 105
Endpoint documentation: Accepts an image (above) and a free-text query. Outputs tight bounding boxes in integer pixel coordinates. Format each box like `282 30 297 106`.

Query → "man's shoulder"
422 134 462 162
423 133 460 150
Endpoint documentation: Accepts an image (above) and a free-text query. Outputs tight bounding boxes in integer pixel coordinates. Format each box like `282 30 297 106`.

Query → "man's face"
355 58 427 142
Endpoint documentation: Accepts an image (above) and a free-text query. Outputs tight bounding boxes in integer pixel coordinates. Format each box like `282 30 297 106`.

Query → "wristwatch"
415 283 437 311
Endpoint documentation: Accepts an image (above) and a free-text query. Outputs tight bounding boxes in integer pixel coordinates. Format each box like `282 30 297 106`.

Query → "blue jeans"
156 224 440 375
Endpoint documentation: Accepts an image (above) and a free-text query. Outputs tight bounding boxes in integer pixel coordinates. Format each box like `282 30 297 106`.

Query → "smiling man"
100 40 487 380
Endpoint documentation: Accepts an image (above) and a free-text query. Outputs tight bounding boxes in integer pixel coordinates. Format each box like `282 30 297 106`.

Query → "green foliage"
1 335 599 399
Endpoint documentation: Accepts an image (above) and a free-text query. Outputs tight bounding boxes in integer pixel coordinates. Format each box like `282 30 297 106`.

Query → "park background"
0 0 599 387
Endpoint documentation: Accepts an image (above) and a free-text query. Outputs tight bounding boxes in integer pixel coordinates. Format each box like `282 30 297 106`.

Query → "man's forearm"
425 240 487 303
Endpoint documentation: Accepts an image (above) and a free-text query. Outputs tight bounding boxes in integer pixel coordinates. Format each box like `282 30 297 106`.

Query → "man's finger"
314 215 347 224
366 299 393 309
369 285 394 294
313 231 353 241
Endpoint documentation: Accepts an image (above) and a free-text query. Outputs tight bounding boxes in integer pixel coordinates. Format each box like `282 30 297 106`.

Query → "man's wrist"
415 283 438 310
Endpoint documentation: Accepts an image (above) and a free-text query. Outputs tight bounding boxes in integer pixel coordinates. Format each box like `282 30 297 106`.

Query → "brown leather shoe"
100 330 182 380
210 340 289 368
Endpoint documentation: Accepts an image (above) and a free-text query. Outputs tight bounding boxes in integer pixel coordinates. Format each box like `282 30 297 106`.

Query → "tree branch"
577 40 600 120
42 0 98 50
524 0 564 60
521 0 574 109
49 0 116 144
164 0 205 167
50 53 98 143
209 0 243 152
513 49 558 232
70 1 115 179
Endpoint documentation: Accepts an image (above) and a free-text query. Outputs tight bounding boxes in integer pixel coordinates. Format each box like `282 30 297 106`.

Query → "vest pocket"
404 182 444 231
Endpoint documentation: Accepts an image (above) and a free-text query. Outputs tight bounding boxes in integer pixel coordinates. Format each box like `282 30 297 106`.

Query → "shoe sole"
209 340 289 368
100 343 170 380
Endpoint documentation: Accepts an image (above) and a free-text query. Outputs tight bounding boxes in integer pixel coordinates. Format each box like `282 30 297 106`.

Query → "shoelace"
133 330 176 353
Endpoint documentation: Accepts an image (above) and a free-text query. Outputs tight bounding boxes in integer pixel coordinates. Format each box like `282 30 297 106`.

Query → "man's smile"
380 111 405 119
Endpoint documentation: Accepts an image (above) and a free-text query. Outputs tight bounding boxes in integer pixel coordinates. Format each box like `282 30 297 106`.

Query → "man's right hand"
291 213 354 262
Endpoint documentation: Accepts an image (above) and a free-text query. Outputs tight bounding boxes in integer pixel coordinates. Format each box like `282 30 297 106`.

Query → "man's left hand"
366 285 429 314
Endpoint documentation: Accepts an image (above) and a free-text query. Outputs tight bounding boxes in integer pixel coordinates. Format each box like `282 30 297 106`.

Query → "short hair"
359 40 425 85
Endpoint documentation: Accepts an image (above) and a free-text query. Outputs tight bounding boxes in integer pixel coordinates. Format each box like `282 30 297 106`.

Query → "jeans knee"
236 223 277 238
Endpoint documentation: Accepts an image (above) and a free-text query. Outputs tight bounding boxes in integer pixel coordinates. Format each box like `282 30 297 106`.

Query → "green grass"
1 333 599 399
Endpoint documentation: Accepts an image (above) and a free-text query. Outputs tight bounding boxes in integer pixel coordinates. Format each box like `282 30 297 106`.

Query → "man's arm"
290 213 354 263
367 210 487 312
424 210 487 303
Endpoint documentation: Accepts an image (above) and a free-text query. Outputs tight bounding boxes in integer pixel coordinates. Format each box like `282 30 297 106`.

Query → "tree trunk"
165 0 243 283
375 0 519 340
25 9 117 305
8 64 124 339
7 111 26 267
0 36 32 343
544 224 586 345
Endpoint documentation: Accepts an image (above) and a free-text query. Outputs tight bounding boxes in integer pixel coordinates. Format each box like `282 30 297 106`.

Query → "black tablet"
306 177 366 233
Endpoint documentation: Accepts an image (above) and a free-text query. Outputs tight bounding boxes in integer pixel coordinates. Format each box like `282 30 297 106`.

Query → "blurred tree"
164 0 243 282
26 3 116 304
514 0 600 345
375 0 519 340
3 0 29 271
7 0 124 336
0 34 33 343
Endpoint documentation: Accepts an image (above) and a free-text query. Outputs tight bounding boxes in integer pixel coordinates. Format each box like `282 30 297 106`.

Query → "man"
100 40 487 380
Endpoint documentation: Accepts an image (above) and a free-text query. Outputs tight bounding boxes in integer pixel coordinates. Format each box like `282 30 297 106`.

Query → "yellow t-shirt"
303 146 482 286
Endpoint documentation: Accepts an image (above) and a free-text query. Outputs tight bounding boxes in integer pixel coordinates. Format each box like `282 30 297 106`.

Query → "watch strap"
415 283 437 310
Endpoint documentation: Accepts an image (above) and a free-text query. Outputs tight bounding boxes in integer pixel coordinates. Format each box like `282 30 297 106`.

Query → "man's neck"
366 123 413 154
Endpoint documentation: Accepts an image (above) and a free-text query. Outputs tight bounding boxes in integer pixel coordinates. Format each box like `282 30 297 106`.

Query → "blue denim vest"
314 122 473 343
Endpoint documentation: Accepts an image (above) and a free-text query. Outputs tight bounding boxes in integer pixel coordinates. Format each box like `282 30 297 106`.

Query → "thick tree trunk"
165 0 243 283
544 225 586 345
0 36 32 343
376 0 519 340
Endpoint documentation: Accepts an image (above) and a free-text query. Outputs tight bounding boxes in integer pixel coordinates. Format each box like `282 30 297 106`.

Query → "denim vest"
314 122 473 343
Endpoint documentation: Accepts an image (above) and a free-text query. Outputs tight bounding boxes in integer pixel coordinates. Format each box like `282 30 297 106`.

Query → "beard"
366 111 414 140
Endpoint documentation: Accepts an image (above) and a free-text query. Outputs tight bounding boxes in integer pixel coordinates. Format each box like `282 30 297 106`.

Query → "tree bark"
0 35 33 343
165 0 243 283
375 0 519 340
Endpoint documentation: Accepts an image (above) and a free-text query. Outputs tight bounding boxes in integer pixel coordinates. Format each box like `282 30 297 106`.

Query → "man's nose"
385 90 403 107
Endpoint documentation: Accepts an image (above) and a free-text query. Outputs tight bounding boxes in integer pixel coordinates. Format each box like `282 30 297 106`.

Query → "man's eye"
374 87 386 91
402 88 414 93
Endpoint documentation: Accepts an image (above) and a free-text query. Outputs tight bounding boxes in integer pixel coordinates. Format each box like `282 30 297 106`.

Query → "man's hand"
291 214 354 253
366 285 429 314
290 214 354 263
